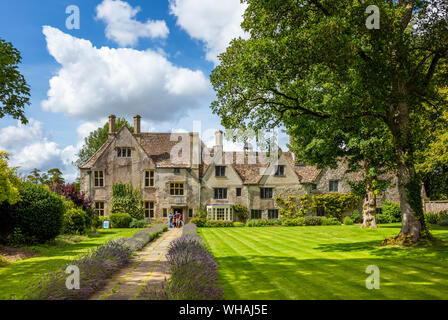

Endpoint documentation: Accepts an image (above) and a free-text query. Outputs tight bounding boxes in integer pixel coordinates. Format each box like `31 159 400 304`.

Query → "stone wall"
424 201 448 213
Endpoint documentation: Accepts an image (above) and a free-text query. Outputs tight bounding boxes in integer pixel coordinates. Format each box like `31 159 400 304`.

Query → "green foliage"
195 205 208 219
351 211 362 223
232 204 248 222
246 219 282 227
0 39 30 123
190 217 206 227
111 183 144 220
109 213 132 228
1 183 64 244
0 151 22 206
321 217 341 226
233 222 245 227
62 208 87 235
75 117 133 166
304 216 322 226
275 195 307 219
343 217 354 225
282 217 305 226
424 212 439 225
382 201 402 223
439 219 448 226
130 219 148 228
204 220 234 228
376 214 393 224
311 193 359 221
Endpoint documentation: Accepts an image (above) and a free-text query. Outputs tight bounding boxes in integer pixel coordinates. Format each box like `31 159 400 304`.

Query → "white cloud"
41 26 209 122
169 0 248 64
96 0 169 47
0 119 79 181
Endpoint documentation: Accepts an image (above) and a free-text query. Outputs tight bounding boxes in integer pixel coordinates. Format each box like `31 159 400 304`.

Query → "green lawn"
0 228 142 300
199 224 448 300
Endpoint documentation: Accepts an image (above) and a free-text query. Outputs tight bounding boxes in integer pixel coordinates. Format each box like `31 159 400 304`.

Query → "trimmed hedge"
0 183 64 244
62 208 88 235
109 213 133 228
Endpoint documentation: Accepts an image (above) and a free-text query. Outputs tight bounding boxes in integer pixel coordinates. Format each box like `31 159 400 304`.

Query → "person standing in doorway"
179 212 184 228
169 210 174 228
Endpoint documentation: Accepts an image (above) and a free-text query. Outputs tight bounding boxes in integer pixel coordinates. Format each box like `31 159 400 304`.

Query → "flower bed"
23 224 167 300
142 223 223 300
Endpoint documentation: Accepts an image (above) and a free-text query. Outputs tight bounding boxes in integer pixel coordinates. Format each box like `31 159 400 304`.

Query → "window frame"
95 201 105 216
163 208 168 217
116 147 132 158
94 170 104 187
268 209 279 219
329 180 339 192
251 210 262 219
215 166 226 177
274 165 285 176
173 168 181 174
188 208 193 218
144 201 154 218
260 187 273 199
236 187 242 197
214 188 228 199
170 182 184 196
145 170 155 187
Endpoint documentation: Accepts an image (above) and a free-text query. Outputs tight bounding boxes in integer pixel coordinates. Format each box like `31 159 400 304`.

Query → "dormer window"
274 165 285 176
215 166 226 177
173 168 181 174
117 147 132 158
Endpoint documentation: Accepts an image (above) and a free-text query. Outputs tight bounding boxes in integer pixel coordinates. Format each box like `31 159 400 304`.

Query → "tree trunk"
396 162 425 242
362 186 377 228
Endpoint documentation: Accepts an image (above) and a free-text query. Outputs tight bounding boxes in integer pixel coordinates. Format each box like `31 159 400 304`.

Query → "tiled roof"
79 136 115 169
283 152 321 183
139 133 193 167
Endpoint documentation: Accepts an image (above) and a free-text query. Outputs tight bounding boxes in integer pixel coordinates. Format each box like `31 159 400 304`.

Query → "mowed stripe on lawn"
199 225 448 300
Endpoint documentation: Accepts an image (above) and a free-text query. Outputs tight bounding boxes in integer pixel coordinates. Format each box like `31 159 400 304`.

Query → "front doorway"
172 207 184 227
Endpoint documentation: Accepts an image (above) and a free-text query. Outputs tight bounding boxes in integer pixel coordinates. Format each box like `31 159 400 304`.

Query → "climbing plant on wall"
111 183 144 220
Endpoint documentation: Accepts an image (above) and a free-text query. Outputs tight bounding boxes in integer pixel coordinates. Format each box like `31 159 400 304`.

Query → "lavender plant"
23 224 167 300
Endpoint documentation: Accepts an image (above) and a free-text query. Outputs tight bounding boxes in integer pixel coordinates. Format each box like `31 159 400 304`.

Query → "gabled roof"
283 152 321 183
79 136 115 169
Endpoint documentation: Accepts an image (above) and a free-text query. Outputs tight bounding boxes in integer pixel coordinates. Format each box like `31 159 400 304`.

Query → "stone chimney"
215 130 223 147
108 115 116 135
133 115 141 134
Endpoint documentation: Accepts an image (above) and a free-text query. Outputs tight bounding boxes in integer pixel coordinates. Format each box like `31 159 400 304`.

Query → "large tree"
75 117 133 167
210 0 448 242
0 39 30 123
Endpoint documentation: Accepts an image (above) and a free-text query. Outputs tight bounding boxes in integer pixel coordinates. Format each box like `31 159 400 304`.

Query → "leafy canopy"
0 39 30 123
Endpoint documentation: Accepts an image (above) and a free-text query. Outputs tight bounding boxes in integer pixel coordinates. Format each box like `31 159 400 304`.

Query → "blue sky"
0 0 288 181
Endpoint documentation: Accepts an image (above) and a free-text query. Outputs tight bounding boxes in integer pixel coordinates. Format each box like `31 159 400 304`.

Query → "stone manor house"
79 115 400 223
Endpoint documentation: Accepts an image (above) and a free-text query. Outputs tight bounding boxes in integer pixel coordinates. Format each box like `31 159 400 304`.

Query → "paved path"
90 227 182 300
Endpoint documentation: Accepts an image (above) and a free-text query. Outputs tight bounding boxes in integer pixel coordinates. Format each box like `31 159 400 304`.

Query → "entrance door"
172 208 183 221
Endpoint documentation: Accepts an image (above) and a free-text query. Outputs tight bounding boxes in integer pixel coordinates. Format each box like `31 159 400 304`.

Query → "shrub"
62 208 88 234
321 217 341 226
439 218 448 226
190 217 206 227
205 220 234 227
129 219 147 228
121 224 167 251
343 217 354 225
382 201 401 222
275 195 307 219
111 183 144 220
182 223 198 236
24 224 168 300
282 217 305 226
24 239 133 300
438 210 448 222
232 204 248 222
305 216 322 226
351 211 362 223
162 235 223 300
375 213 392 224
233 222 245 227
311 193 359 221
2 183 64 244
109 213 132 228
424 212 439 225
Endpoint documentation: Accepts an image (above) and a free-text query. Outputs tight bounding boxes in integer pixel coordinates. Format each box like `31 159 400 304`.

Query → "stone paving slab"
90 227 182 300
